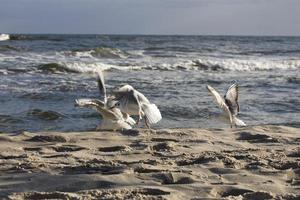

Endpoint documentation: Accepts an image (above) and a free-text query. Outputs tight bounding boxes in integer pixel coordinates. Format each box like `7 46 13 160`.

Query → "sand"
0 125 299 200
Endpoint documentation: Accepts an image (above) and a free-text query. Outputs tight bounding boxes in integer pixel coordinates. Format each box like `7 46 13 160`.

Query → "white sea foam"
0 69 8 75
191 58 300 71
133 57 300 71
59 62 142 73
1 47 299 74
66 47 129 59
0 34 10 41
68 51 95 59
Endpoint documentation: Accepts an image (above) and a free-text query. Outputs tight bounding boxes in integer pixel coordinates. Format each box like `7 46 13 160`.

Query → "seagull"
96 71 136 126
206 82 246 128
74 71 135 131
112 84 162 128
75 98 132 131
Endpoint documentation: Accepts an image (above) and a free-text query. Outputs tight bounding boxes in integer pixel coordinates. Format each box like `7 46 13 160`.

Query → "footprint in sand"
152 172 196 185
23 147 43 152
98 145 132 152
151 142 176 152
218 187 254 198
59 164 128 175
26 135 68 143
52 145 87 152
237 132 279 143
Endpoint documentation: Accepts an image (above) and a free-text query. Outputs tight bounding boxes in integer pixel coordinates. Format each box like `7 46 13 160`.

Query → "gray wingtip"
74 99 79 107
206 84 212 91
231 80 238 87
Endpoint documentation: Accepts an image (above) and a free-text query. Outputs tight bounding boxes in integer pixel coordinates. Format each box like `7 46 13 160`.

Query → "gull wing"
206 85 233 125
114 89 141 115
75 98 119 120
142 103 162 124
75 98 105 109
97 70 107 103
224 83 239 115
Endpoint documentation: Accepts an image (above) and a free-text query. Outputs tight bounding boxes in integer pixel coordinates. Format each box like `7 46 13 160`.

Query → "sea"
0 34 299 133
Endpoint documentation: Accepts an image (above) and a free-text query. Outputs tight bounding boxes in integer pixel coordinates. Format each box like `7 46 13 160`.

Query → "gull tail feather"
233 116 246 127
142 104 162 124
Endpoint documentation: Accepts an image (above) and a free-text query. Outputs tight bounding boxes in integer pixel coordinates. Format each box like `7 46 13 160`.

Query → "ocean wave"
132 58 300 71
37 62 142 74
144 46 196 53
9 35 29 40
9 34 65 41
27 58 300 74
0 69 8 75
61 62 142 73
238 49 300 56
191 58 300 71
0 66 34 75
37 63 78 73
0 114 23 125
69 47 129 59
2 51 300 74
286 76 300 84
26 109 63 120
0 45 24 52
161 105 209 120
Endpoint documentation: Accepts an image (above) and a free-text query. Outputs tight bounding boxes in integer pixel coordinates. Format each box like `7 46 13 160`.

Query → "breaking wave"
286 76 300 84
6 58 300 75
123 58 300 71
37 63 78 73
190 58 300 71
69 47 129 59
37 62 142 73
26 109 63 120
0 45 24 52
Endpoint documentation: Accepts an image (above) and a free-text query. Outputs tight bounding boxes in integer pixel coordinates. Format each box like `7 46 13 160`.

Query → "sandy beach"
0 125 299 199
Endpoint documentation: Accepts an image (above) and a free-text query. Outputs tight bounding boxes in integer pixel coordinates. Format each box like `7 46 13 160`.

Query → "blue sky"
0 0 299 35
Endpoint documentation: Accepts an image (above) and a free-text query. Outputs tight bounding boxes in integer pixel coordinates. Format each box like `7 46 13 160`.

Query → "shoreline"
1 125 299 199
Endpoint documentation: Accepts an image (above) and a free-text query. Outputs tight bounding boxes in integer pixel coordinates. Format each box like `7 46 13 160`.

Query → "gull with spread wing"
75 71 135 131
112 84 162 128
206 82 246 128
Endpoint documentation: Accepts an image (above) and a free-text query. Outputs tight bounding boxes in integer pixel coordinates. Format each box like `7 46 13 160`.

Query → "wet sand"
0 125 299 200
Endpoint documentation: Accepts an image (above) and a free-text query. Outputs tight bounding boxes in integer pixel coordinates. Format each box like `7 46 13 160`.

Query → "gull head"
106 99 120 109
74 99 89 107
113 84 134 93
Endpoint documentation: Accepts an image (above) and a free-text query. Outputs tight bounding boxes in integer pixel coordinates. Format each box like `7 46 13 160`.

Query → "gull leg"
144 117 151 140
145 117 151 129
136 112 143 127
96 124 101 131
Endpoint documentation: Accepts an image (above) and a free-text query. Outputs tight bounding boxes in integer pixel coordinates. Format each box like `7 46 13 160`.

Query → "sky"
0 0 299 36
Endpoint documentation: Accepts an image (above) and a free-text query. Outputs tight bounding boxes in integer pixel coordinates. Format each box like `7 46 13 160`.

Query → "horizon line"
3 32 300 37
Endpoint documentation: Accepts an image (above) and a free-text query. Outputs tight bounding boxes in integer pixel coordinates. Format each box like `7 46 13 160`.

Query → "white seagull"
206 82 246 128
112 84 162 128
75 71 135 131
